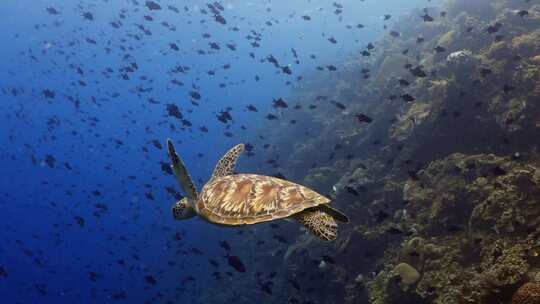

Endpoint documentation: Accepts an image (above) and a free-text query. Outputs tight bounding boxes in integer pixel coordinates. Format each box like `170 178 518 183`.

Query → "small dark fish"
152 139 162 150
503 85 515 94
328 37 337 44
169 43 179 51
166 104 183 119
145 1 162 10
517 10 528 17
272 234 287 243
322 255 335 264
287 278 301 290
330 101 346 111
281 66 292 74
434 46 446 53
227 256 246 273
82 11 94 20
43 89 55 99
246 104 258 112
407 170 420 180
219 240 231 251
46 7 60 15
260 281 272 294
217 110 233 124
191 247 204 255
189 90 201 100
421 13 434 22
384 14 391 20
265 113 278 120
44 155 56 168
74 216 85 227
266 55 279 67
385 227 403 235
168 5 180 13
214 14 226 24
345 186 359 196
485 22 502 34
355 114 373 124
273 172 286 180
401 94 415 102
408 251 420 257
144 275 157 285
410 66 427 78
327 65 338 71
447 225 464 232
398 79 410 87
492 166 507 176
375 210 390 223
272 98 288 108
480 68 492 77
389 31 400 38
35 284 47 295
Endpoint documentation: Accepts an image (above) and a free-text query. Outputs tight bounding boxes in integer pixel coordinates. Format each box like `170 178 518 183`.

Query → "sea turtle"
166 139 349 241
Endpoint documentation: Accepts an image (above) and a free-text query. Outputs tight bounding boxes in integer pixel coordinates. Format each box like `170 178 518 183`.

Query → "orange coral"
512 283 540 304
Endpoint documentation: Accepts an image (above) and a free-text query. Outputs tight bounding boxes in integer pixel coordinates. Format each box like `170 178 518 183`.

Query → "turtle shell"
196 174 330 225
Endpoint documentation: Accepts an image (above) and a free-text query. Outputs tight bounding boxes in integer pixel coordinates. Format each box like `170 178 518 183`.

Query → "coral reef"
235 0 540 303
368 153 540 303
512 283 540 304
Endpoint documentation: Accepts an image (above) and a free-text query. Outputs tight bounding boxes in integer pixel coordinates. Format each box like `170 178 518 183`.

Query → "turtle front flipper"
167 139 198 200
210 143 245 180
295 209 338 241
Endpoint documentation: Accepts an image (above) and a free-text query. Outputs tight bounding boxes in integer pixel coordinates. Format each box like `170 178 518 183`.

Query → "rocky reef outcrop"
367 153 540 303
229 0 540 303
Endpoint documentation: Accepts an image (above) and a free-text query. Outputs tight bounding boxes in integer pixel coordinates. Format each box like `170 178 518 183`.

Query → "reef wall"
211 0 540 303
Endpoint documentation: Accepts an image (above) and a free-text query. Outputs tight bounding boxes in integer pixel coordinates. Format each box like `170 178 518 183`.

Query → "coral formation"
393 263 420 286
236 0 540 303
512 283 540 304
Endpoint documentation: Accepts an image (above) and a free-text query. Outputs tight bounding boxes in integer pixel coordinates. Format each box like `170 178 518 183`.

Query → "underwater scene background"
1 0 540 303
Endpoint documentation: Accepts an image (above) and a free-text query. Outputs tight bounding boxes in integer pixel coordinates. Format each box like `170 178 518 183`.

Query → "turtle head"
172 197 197 220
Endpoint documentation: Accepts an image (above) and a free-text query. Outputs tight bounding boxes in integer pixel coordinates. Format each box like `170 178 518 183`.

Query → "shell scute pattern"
197 174 329 225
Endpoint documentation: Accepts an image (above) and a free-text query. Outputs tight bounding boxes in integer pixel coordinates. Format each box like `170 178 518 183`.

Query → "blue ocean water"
0 1 437 303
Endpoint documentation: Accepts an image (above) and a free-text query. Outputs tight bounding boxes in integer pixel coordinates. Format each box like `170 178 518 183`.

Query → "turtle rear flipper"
167 139 198 200
320 205 349 223
295 210 337 241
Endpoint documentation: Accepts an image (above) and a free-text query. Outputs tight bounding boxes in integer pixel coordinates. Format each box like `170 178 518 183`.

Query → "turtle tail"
295 210 338 241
